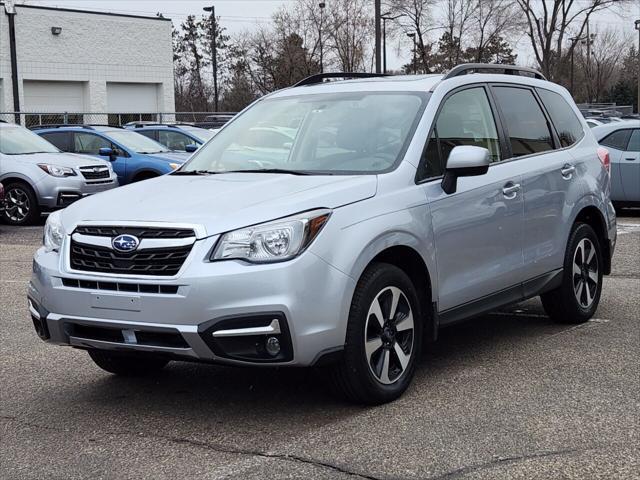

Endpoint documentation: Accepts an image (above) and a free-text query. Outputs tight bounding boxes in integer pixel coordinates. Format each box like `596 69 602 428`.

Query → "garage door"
107 83 159 113
23 80 85 112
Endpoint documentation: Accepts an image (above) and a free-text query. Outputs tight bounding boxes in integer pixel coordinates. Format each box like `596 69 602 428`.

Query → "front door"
418 85 524 312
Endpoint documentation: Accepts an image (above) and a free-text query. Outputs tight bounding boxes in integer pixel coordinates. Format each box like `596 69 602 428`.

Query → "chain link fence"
0 112 237 129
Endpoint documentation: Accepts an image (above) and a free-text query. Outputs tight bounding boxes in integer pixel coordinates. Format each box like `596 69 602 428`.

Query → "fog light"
265 336 281 357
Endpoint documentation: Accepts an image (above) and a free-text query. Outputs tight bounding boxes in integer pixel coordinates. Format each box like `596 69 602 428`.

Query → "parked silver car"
0 122 118 225
29 65 616 404
592 120 640 207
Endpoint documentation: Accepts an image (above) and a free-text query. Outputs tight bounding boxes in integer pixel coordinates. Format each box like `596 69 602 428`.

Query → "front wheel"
2 182 39 225
541 223 604 324
330 263 422 405
88 350 169 376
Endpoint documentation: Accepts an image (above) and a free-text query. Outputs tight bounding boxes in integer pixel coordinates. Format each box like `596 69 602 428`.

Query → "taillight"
597 147 610 173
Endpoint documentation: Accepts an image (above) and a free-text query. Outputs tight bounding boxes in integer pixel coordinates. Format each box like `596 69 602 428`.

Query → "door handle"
625 158 636 161
561 164 576 178
502 182 521 199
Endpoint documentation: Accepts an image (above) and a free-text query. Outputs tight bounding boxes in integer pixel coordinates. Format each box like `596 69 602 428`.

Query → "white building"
0 1 175 119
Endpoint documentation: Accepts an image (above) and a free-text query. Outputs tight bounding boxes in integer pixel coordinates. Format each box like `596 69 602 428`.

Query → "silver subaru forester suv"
30 65 616 404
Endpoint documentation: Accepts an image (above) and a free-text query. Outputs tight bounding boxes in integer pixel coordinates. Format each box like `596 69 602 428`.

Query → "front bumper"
36 174 118 209
30 236 355 367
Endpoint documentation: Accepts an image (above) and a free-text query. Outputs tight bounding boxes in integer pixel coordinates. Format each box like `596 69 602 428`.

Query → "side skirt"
435 269 563 327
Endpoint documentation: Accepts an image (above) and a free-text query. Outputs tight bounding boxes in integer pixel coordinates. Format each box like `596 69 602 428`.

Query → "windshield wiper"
171 170 215 176
221 168 311 176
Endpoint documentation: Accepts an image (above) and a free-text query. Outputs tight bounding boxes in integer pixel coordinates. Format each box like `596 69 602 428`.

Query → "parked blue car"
34 125 191 184
124 123 217 152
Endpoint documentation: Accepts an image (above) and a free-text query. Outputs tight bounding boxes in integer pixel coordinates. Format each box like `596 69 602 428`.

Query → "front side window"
73 132 111 154
493 87 554 157
626 129 640 152
0 127 60 155
600 130 631 151
181 92 428 174
158 130 193 151
418 87 501 180
107 130 169 154
537 89 584 147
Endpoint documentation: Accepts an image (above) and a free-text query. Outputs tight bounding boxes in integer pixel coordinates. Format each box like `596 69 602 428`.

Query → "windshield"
0 127 60 155
107 130 170 154
182 126 216 141
180 92 428 174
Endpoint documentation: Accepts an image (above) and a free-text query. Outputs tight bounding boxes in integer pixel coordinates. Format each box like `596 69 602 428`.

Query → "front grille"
74 226 194 239
62 278 179 294
70 240 192 276
79 166 111 180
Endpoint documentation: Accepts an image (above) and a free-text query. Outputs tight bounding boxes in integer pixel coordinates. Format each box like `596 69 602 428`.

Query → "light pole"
318 2 325 73
407 32 416 74
203 5 218 112
635 19 640 113
380 13 401 74
375 0 381 73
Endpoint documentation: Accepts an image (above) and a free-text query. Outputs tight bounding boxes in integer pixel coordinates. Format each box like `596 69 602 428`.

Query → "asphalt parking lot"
1 213 638 480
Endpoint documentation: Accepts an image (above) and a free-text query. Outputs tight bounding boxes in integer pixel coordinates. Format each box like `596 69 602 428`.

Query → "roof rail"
294 72 389 87
443 64 547 81
29 124 94 130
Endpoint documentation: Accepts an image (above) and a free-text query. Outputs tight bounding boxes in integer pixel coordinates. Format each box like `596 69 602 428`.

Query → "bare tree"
467 0 521 63
327 0 375 71
514 0 629 80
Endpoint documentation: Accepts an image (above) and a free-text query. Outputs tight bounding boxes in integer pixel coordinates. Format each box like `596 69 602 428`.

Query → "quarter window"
600 130 631 151
537 89 584 147
418 87 501 180
493 87 554 157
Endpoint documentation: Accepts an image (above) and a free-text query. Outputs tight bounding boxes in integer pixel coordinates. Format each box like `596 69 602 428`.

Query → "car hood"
61 173 377 236
146 151 191 163
6 152 110 168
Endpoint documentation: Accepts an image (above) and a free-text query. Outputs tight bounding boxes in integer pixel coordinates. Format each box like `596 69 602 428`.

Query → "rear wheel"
88 350 169 376
330 263 422 405
541 223 603 324
2 182 39 225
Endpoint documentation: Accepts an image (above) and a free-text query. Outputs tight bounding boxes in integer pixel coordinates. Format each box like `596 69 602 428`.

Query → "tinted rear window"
600 130 631 151
40 132 70 151
537 89 584 147
493 87 554 157
628 130 640 152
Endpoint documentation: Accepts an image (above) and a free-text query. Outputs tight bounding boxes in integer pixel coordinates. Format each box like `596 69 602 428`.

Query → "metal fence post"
63 112 68 124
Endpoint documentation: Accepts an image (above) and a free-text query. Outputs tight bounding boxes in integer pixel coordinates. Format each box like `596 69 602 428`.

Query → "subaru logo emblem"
112 234 140 252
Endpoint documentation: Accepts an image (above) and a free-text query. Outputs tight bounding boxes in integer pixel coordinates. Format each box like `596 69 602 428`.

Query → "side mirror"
441 146 490 195
185 144 198 153
98 147 115 160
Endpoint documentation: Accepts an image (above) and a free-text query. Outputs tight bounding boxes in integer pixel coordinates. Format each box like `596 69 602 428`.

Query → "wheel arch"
131 169 161 182
571 204 611 275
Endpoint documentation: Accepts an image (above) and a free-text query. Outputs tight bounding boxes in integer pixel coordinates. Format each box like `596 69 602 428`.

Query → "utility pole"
375 0 381 73
407 33 416 74
381 13 401 74
319 2 325 73
635 20 640 113
581 22 596 104
203 5 218 112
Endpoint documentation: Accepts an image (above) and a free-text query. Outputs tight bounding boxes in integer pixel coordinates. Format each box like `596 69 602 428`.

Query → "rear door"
491 85 580 281
39 131 71 152
599 128 631 202
621 129 640 201
419 85 525 312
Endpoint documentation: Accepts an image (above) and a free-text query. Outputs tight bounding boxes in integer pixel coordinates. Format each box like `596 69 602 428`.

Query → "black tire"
2 182 40 226
132 172 159 183
88 350 169 376
330 262 423 405
541 223 603 324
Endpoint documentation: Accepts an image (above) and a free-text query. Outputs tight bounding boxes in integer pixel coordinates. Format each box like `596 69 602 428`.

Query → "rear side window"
628 130 640 152
493 87 554 157
418 87 501 180
137 130 157 141
40 132 70 151
537 89 584 147
600 130 631 151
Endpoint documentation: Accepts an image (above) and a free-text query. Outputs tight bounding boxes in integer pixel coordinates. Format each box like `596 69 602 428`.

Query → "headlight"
38 164 77 177
169 163 180 170
211 209 331 263
43 210 65 252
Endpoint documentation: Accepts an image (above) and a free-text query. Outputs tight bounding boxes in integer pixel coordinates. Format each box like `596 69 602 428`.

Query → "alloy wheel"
5 187 30 223
364 286 415 385
572 238 599 309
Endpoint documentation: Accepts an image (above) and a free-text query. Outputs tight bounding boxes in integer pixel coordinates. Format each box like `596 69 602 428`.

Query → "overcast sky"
22 0 640 71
